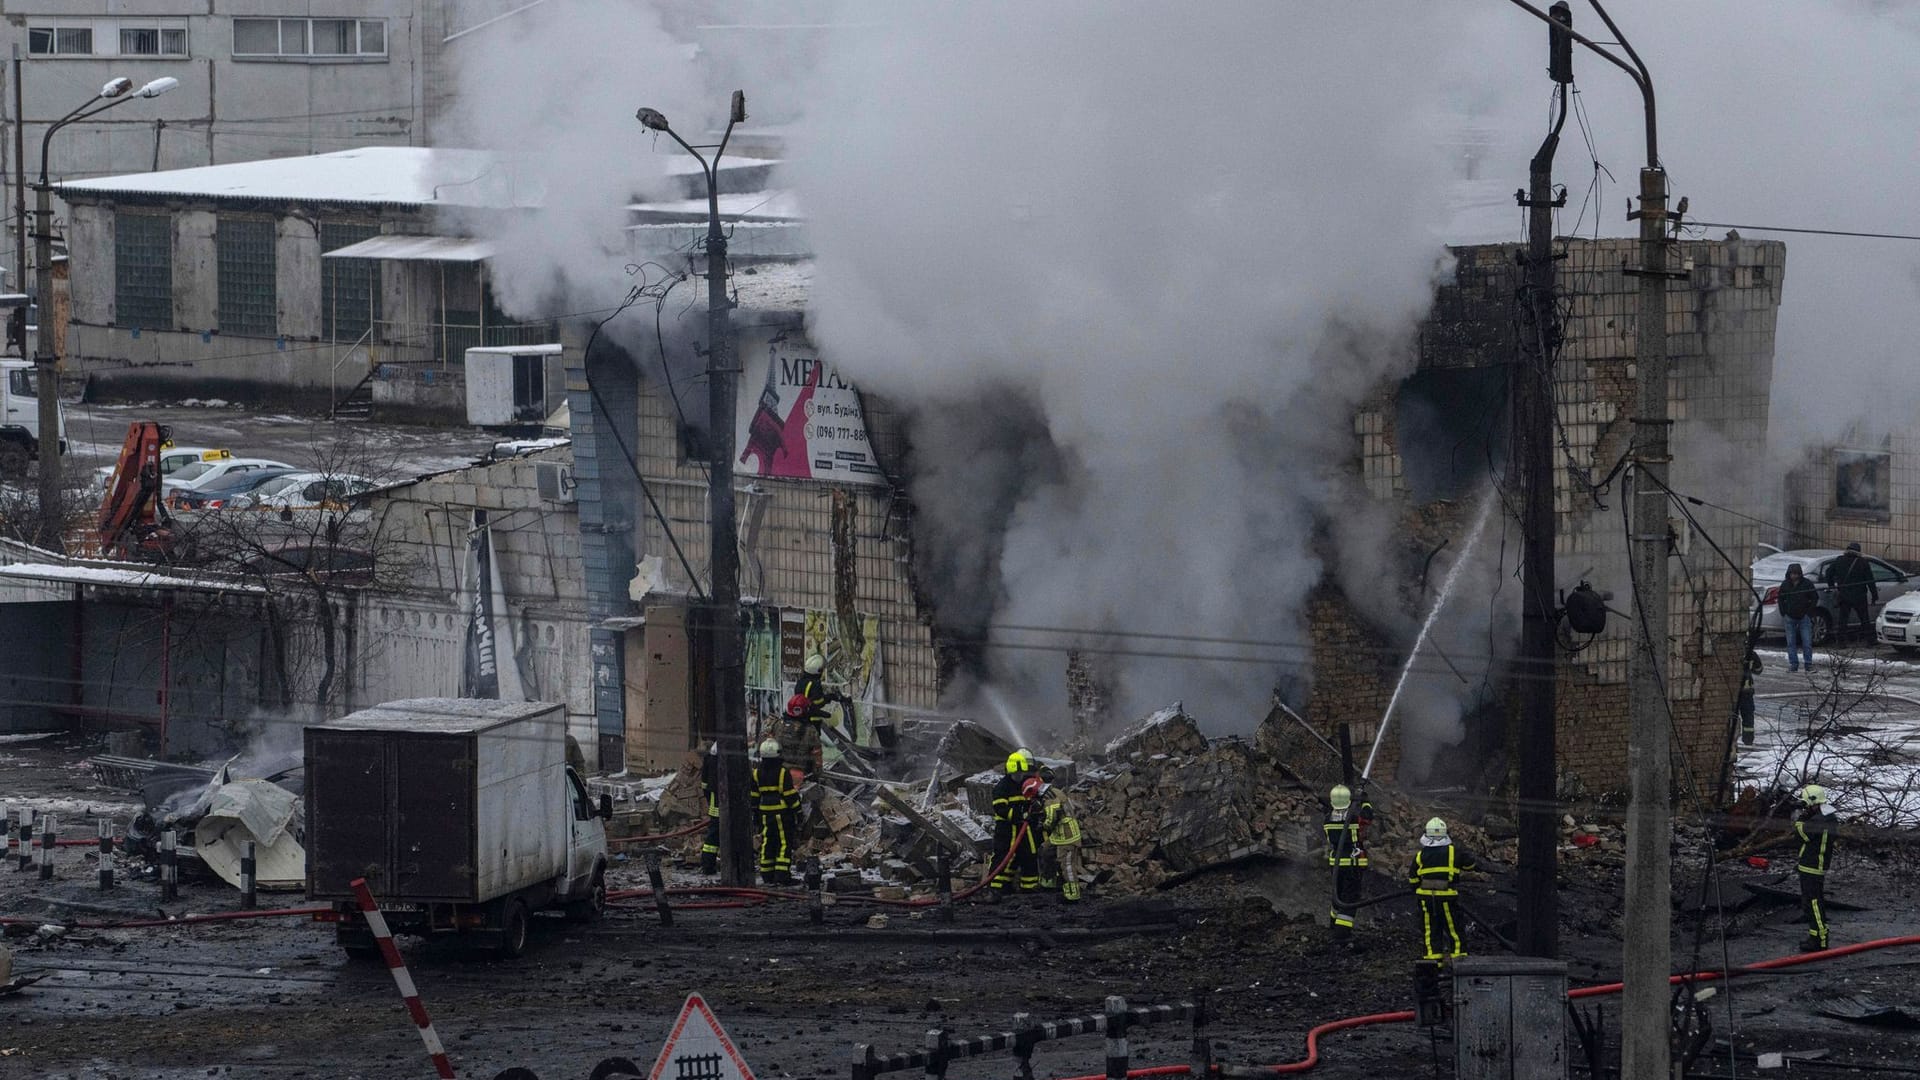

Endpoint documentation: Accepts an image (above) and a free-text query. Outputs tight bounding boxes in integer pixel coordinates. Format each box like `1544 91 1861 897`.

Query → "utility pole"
11 48 26 353
1512 0 1572 961
1501 4 1673 1074
636 92 754 886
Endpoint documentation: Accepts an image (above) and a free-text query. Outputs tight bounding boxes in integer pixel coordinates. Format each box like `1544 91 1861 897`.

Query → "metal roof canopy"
0 561 266 595
322 235 496 262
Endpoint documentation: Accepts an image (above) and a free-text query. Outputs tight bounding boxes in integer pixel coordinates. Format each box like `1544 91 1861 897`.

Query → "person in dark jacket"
989 749 1041 896
1737 650 1763 745
1793 784 1836 952
1778 563 1819 672
1324 784 1375 946
1821 543 1878 645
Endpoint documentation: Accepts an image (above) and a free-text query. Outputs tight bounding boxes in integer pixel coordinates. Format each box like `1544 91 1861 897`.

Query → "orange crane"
97 421 173 560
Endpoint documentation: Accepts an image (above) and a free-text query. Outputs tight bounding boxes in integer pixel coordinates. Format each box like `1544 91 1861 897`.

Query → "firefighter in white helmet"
783 652 854 777
1407 816 1479 963
1793 784 1835 952
753 738 798 885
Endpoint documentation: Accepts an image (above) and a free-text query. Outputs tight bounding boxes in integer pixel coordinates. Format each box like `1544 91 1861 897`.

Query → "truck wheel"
566 867 607 923
0 440 27 478
496 899 531 959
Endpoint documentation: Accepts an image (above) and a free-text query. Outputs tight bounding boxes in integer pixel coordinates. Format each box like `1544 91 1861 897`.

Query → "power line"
1685 221 1920 242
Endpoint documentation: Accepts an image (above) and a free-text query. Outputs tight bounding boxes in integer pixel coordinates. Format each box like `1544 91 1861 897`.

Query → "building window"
217 217 277 337
320 222 381 342
115 211 173 330
28 27 95 56
234 18 387 58
1834 447 1891 515
121 27 189 57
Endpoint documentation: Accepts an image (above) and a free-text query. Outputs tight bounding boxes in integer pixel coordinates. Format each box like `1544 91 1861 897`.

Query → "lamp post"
31 75 177 541
636 91 754 886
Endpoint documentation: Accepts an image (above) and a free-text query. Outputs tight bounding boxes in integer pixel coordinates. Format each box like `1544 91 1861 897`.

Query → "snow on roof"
58 146 781 210
627 189 802 222
58 147 535 209
0 561 265 594
322 234 497 261
728 260 812 312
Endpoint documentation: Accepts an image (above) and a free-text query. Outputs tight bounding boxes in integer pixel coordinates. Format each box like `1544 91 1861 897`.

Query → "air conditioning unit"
536 462 576 504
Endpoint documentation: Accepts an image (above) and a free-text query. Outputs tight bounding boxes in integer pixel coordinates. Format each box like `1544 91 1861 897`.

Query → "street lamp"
29 74 176 543
634 91 753 886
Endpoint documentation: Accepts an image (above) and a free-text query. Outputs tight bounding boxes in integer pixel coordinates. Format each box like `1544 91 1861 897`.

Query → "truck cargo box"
306 698 568 904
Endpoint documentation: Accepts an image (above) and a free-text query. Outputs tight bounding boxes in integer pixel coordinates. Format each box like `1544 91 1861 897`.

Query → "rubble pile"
600 703 1521 899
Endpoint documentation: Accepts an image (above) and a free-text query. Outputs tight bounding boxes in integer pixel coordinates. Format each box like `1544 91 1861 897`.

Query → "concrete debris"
616 703 1522 901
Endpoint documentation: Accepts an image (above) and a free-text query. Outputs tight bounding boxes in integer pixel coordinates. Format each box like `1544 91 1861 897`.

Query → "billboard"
735 330 884 485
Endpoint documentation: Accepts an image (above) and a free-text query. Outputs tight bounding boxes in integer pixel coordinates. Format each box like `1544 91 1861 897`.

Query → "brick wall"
1318 237 1783 797
1786 431 1920 566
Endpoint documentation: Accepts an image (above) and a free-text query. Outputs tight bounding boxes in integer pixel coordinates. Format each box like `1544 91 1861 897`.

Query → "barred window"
115 211 173 329
320 222 381 342
217 217 277 336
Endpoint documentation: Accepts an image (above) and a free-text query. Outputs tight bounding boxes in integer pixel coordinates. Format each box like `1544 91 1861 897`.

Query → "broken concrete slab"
1102 705 1207 761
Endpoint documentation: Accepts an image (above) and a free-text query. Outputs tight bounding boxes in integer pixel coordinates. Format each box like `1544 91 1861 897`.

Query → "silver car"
1751 549 1918 642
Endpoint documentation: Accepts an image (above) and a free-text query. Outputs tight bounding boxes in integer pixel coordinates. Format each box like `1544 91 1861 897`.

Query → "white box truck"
305 698 610 958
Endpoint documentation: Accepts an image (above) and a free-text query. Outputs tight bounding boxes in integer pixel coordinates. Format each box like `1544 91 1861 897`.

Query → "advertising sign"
735 330 884 485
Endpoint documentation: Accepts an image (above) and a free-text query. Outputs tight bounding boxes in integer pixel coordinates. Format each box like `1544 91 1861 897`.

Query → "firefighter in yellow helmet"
1794 784 1835 952
1033 766 1084 902
1324 784 1374 945
1408 816 1479 963
988 749 1041 896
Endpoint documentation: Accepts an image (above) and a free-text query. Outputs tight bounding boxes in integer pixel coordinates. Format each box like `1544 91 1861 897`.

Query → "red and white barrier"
348 877 457 1079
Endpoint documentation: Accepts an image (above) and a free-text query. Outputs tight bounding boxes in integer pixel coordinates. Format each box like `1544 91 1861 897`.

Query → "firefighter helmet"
758 738 781 758
804 654 825 675
1424 817 1449 839
1798 784 1827 807
1006 748 1033 775
785 693 810 719
1021 776 1043 799
1329 784 1352 811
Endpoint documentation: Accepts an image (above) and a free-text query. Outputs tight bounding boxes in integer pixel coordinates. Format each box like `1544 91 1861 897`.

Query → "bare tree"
170 429 415 709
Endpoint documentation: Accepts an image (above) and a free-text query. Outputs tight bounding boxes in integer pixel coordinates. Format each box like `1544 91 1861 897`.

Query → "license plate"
378 902 423 912
1888 630 1906 642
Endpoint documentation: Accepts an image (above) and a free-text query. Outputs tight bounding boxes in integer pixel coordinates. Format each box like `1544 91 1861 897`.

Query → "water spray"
1361 486 1500 780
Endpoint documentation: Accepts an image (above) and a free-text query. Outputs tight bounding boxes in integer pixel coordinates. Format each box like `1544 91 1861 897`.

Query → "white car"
229 472 375 511
1752 548 1919 642
93 446 230 489
162 457 294 494
1877 593 1920 654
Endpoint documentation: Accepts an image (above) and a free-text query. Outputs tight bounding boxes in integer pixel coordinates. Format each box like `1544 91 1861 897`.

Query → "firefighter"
1033 768 1085 902
781 654 853 776
1408 817 1479 963
754 738 799 886
989 748 1041 896
1794 784 1835 952
1738 649 1762 746
1324 783 1374 945
699 742 720 874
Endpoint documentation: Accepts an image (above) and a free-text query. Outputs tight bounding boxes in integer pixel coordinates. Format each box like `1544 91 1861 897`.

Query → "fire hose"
607 819 709 845
1043 933 1920 1079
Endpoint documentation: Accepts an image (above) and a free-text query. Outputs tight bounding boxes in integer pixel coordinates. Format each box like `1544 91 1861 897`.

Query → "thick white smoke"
792 3 1509 728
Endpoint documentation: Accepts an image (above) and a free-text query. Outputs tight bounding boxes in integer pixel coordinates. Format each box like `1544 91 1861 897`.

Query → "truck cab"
0 358 65 466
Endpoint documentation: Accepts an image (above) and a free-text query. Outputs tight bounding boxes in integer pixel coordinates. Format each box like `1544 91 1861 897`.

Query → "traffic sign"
646 993 757 1080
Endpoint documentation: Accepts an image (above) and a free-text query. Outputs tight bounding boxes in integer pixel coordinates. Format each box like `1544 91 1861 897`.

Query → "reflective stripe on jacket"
1408 842 1477 896
1796 812 1833 875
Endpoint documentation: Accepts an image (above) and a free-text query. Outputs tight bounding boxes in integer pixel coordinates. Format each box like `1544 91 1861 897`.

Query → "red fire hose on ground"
1043 934 1920 1079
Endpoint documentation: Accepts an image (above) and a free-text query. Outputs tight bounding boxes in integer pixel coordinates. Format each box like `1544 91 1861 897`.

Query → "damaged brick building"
1309 236 1785 796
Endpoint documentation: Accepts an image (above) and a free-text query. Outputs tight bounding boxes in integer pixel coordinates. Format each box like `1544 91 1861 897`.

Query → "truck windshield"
6 370 34 399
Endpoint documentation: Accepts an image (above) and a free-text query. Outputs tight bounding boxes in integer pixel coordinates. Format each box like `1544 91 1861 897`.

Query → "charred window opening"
1395 367 1507 505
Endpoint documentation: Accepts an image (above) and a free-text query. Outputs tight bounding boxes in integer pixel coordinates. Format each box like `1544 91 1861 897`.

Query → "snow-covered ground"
1741 647 1920 826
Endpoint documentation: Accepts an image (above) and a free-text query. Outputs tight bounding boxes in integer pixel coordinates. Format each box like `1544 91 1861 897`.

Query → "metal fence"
851 996 1211 1080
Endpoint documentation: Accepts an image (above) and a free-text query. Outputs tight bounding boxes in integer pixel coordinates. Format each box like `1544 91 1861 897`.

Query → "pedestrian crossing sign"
647 993 757 1080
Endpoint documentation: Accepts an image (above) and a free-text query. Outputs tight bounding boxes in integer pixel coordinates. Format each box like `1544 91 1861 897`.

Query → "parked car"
229 472 375 512
1877 593 1920 654
167 466 300 511
1751 548 1919 642
92 446 231 490
162 456 293 495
